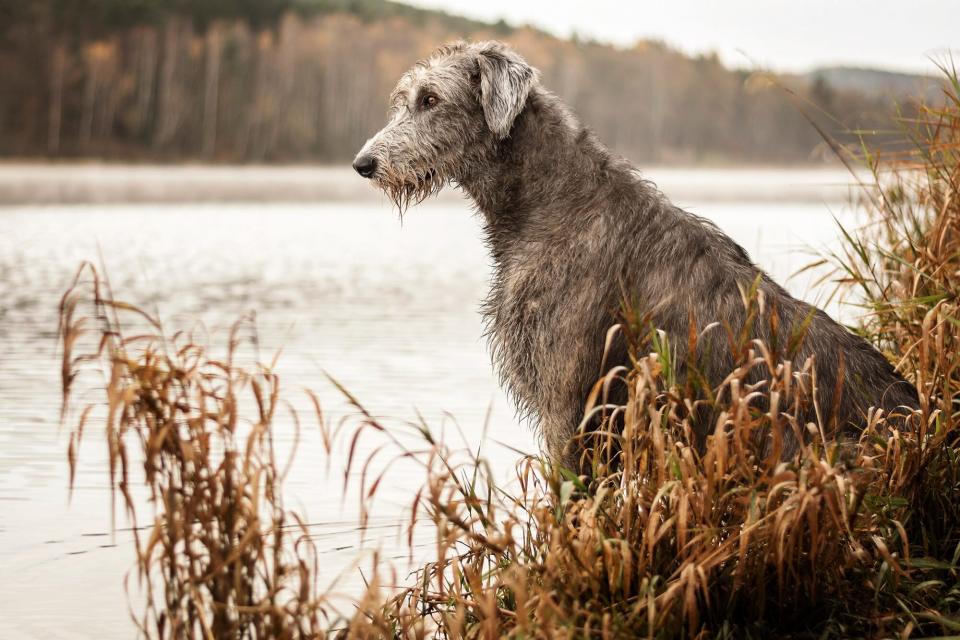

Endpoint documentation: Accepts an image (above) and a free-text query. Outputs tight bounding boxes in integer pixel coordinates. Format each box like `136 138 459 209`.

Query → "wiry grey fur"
354 41 919 468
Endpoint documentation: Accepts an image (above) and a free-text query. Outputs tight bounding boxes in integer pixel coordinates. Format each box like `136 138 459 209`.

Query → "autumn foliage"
2 1 923 164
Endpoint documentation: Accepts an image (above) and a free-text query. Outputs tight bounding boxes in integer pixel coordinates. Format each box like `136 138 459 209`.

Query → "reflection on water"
0 168 855 639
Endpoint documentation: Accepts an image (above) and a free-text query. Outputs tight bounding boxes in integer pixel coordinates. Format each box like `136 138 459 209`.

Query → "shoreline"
0 163 864 206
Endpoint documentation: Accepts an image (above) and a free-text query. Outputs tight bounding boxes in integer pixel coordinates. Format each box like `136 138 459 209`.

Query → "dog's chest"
484 242 602 409
490 256 551 346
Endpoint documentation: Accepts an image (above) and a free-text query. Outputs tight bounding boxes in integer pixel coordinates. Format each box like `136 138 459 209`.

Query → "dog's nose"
352 155 378 178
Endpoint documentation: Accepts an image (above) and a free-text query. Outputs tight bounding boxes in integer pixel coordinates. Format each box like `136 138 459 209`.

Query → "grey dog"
353 40 918 468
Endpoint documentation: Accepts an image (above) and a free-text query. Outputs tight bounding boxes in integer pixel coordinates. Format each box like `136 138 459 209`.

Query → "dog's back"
480 92 918 464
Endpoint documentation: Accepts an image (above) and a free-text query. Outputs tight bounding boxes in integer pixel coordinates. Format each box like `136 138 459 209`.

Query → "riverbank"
0 163 863 205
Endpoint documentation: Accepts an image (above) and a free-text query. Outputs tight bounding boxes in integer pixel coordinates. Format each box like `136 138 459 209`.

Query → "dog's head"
352 41 536 211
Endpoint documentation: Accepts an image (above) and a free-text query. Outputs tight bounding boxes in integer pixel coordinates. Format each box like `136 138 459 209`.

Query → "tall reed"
60 265 333 638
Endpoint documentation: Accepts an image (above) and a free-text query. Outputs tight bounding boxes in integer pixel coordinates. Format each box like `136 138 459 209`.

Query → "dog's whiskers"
376 163 447 217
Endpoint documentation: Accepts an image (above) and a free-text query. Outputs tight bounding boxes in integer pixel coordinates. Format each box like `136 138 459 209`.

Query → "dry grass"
60 269 335 638
59 67 960 638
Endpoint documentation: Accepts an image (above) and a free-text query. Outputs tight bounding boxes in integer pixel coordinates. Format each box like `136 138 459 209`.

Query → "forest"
0 0 930 163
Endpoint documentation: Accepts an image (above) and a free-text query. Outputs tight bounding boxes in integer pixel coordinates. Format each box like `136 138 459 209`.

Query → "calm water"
0 167 858 638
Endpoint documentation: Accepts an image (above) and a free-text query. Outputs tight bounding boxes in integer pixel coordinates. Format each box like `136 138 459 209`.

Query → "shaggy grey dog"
353 41 918 468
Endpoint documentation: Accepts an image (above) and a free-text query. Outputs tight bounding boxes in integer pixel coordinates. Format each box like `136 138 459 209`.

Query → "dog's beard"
376 164 446 216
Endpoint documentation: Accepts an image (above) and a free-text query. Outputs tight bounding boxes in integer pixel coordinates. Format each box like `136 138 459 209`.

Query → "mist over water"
0 166 857 639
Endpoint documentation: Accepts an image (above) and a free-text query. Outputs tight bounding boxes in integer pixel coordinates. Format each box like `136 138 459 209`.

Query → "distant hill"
0 0 935 163
805 66 942 102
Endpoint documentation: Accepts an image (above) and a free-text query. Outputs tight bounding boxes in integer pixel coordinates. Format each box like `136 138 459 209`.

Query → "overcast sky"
405 0 958 75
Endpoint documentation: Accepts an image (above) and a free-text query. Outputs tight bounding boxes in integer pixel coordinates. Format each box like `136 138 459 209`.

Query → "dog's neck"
457 87 640 259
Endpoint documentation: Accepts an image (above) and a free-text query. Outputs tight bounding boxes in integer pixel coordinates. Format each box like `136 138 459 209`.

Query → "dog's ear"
476 43 534 139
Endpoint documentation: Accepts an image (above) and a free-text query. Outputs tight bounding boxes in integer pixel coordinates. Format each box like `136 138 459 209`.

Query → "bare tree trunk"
247 31 273 161
133 27 158 137
265 18 297 158
99 72 119 151
79 48 98 152
202 25 222 158
47 40 67 156
154 18 180 150
649 61 666 162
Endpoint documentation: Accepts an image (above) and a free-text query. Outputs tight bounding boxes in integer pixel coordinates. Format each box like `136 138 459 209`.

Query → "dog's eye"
420 94 439 110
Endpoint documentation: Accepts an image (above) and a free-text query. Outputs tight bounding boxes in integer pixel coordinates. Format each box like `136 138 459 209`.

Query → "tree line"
0 0 914 163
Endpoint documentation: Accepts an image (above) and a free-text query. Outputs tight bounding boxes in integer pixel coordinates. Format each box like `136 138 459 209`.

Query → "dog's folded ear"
476 42 534 140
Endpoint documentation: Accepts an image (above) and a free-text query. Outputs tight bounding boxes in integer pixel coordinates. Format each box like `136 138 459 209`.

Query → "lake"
0 165 862 638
